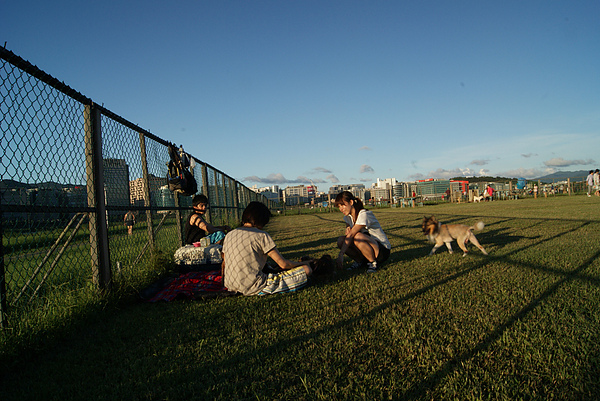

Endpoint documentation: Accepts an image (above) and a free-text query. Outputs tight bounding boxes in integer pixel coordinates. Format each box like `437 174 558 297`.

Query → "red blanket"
147 270 231 302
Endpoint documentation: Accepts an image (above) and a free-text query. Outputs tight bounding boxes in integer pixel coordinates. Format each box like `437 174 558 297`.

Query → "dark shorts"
376 242 391 263
125 221 134 227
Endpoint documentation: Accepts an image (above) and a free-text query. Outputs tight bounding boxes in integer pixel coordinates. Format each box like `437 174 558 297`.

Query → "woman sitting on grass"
222 201 313 296
335 191 391 273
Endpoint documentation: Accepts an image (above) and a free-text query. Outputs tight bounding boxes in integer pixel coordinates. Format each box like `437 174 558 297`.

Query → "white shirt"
343 209 391 250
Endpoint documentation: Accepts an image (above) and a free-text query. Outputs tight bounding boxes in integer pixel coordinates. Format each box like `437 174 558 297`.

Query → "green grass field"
1 195 599 400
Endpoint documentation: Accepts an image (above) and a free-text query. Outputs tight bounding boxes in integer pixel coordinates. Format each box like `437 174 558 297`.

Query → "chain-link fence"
0 47 274 328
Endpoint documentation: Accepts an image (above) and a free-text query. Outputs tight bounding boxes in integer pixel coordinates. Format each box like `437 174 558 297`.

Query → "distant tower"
102 158 130 213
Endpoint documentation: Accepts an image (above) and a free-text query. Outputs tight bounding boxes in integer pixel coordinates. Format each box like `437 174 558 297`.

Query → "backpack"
167 144 197 196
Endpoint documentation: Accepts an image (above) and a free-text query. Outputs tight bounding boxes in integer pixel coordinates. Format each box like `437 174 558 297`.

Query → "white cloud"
360 164 374 174
243 173 325 184
326 174 340 183
496 167 549 179
543 157 595 167
312 167 332 173
408 167 489 180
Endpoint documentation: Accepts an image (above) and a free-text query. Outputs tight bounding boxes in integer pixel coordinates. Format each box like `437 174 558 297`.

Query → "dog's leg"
429 244 442 255
444 242 453 254
457 235 469 256
469 235 488 255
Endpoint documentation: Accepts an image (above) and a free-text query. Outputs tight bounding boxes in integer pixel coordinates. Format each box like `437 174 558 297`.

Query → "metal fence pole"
173 192 184 247
84 104 112 290
201 163 211 224
222 176 230 225
0 201 8 328
233 180 240 222
138 132 155 248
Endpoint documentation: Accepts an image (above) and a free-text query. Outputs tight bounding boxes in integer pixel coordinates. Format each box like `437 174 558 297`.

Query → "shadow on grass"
187 218 600 398
276 236 337 256
4 212 600 399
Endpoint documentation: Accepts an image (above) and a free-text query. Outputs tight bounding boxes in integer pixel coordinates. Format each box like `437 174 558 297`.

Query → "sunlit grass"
1 195 599 400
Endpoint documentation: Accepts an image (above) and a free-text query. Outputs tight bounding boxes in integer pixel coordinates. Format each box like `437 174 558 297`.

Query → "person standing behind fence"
222 201 313 295
124 211 135 235
185 194 231 245
586 170 594 197
485 184 494 201
335 191 391 273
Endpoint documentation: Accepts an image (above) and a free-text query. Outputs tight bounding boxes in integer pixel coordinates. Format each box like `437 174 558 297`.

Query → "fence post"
84 104 112 291
200 163 211 224
173 192 184 247
222 176 230 226
233 181 240 222
0 202 8 328
212 171 221 221
138 132 155 249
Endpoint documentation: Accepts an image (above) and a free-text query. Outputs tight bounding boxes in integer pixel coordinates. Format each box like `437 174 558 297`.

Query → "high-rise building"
103 158 130 208
129 174 167 207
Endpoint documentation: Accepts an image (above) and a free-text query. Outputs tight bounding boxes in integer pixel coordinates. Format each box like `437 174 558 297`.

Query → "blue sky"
2 1 599 189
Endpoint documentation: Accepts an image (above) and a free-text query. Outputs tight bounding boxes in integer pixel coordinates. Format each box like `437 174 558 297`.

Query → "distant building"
370 187 391 201
285 185 311 197
373 178 398 190
284 185 313 205
328 184 365 199
103 158 130 208
129 174 166 207
393 182 412 198
416 179 450 200
155 185 175 209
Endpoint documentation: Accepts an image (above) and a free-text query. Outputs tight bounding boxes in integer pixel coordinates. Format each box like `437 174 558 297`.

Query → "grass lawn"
1 195 599 400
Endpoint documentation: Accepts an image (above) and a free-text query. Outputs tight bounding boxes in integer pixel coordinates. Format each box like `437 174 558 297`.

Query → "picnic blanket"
145 270 235 302
140 244 236 302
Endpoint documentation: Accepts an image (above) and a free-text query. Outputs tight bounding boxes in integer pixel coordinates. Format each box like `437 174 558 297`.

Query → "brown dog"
422 216 488 256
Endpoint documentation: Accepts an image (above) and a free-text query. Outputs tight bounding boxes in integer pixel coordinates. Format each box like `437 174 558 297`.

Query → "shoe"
346 261 364 271
366 261 378 273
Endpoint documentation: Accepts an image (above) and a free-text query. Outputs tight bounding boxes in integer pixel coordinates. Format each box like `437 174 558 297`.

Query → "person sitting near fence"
222 201 313 296
185 194 231 246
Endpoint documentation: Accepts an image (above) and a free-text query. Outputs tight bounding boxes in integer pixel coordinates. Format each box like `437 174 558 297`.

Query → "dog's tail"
471 221 485 231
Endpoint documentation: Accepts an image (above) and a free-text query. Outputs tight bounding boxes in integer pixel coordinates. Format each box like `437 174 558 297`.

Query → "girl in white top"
335 191 391 273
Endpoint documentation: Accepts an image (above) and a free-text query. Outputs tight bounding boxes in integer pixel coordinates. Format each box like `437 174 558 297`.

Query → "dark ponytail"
334 191 365 213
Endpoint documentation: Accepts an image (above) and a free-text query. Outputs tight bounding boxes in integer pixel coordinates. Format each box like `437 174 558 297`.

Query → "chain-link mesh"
0 47 275 327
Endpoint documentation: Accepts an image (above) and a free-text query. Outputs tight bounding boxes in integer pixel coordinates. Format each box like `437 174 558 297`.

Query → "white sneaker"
366 261 378 273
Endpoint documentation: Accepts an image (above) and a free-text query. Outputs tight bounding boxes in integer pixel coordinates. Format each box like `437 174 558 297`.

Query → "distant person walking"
124 211 135 235
594 169 600 197
485 185 494 201
586 170 594 197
